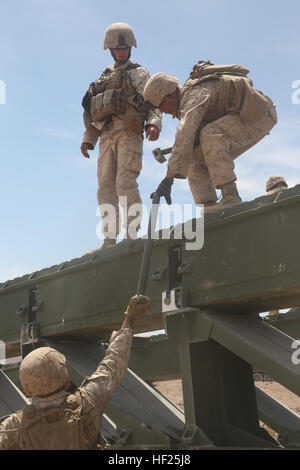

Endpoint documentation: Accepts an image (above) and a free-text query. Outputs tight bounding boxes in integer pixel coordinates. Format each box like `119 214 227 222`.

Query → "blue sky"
1 0 300 282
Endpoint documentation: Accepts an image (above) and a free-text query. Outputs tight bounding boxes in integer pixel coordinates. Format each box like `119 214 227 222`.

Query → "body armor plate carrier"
82 63 148 133
182 60 270 124
14 391 102 450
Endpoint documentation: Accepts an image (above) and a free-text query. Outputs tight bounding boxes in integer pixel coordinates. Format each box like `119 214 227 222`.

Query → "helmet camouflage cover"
143 72 179 107
19 347 69 397
266 175 288 193
104 23 137 50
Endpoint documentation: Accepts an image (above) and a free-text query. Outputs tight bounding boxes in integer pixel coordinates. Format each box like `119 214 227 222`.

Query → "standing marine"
143 61 278 214
0 295 151 450
81 23 162 250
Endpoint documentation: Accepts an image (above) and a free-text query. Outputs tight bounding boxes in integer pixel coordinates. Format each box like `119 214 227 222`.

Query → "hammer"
152 146 172 164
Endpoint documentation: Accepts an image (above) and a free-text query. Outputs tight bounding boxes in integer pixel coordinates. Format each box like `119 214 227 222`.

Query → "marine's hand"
81 142 93 159
145 125 160 141
152 176 174 205
124 295 151 322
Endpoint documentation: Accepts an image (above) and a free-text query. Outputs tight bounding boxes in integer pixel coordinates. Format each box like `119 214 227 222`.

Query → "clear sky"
1 0 300 282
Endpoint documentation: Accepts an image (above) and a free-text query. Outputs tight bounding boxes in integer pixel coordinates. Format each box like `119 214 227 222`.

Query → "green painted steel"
182 187 300 314
266 309 300 339
164 308 300 396
0 370 28 418
0 240 167 344
45 339 213 449
177 339 277 447
256 387 300 448
129 335 181 382
130 308 300 382
164 307 300 447
1 186 300 345
1 186 300 448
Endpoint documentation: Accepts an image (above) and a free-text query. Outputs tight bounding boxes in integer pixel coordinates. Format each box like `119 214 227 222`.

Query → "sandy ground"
153 378 300 440
153 379 300 416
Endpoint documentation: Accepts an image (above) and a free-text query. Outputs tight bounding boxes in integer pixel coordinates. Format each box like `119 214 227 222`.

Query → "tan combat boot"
204 182 242 215
84 238 116 255
118 226 139 244
200 201 217 216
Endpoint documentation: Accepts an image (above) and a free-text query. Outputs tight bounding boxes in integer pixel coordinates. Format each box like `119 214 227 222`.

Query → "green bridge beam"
1 186 300 346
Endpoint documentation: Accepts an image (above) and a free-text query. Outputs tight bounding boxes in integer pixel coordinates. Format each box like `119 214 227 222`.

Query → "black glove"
151 177 174 205
133 94 154 112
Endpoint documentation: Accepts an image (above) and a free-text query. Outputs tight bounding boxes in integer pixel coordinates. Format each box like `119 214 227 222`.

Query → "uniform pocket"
127 151 142 173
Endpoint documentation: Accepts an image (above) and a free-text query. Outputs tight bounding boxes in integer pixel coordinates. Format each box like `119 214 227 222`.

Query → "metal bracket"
177 261 193 275
19 288 44 358
17 300 43 318
162 287 188 312
16 304 28 317
113 423 172 449
32 300 44 313
151 266 167 281
20 321 41 358
21 321 40 344
180 425 199 444
179 424 213 448
116 428 132 446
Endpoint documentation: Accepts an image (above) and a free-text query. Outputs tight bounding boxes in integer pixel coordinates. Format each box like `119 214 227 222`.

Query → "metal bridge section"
1 186 300 448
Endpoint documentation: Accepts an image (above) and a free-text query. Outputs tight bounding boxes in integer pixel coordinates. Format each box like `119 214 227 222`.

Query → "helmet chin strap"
110 48 132 64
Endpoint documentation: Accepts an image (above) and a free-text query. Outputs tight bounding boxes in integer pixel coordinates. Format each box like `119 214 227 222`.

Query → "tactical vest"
182 61 270 123
14 391 102 450
84 63 148 133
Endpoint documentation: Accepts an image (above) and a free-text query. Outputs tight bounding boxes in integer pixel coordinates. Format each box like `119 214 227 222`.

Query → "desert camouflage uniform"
169 78 278 204
0 327 133 450
82 60 162 239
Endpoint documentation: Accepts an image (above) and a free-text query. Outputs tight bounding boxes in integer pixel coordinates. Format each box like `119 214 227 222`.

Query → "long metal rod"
136 192 161 296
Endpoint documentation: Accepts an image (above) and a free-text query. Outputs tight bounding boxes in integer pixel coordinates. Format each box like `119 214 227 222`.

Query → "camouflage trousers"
97 129 143 239
188 100 278 204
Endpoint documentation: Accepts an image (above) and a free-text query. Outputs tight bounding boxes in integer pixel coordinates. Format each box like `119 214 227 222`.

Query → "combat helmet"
143 72 179 107
104 23 137 50
19 347 69 397
266 175 288 194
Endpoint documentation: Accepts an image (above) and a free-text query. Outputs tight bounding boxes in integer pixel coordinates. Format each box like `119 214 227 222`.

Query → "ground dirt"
153 379 300 416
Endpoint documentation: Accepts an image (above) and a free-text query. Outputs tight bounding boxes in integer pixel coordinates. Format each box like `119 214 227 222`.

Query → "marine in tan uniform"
143 61 278 214
266 175 288 195
81 23 162 250
0 295 150 450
